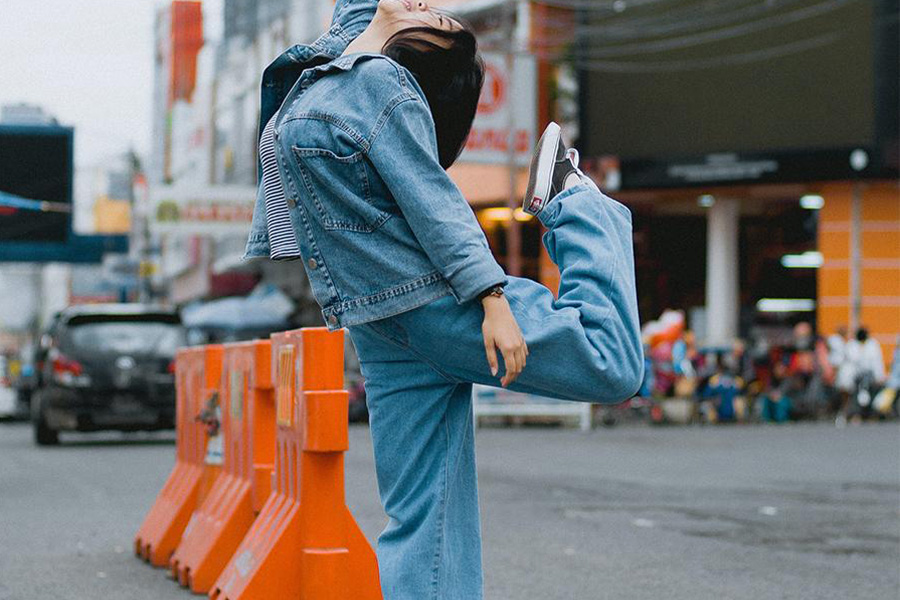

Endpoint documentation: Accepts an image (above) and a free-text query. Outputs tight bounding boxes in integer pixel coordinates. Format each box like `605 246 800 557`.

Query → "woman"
243 1 643 597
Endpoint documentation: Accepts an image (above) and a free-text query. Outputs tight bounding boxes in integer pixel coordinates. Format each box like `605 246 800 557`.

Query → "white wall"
0 265 41 332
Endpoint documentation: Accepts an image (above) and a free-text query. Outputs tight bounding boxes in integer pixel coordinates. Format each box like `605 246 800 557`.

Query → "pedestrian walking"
242 1 643 597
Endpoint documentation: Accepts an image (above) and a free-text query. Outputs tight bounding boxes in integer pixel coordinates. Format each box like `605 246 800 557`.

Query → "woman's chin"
378 0 413 15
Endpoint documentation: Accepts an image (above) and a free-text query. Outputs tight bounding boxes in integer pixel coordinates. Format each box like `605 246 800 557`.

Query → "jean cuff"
536 182 594 229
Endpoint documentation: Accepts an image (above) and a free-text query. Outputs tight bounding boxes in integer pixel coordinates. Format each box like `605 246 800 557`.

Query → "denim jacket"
243 0 508 330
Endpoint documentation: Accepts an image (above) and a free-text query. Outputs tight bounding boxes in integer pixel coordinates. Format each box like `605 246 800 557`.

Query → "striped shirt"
260 112 302 260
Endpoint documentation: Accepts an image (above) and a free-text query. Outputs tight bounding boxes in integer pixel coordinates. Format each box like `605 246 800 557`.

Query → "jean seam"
388 318 461 385
430 412 450 600
406 349 461 385
363 320 410 350
361 320 463 385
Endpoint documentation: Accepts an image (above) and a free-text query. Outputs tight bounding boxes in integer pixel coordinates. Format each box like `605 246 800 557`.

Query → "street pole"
505 0 521 277
849 183 863 334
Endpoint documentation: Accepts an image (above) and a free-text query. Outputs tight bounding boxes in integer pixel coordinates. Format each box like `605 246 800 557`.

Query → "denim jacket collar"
257 23 374 145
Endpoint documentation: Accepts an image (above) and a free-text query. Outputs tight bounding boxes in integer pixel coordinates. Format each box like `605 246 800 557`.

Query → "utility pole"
129 149 153 304
504 0 521 277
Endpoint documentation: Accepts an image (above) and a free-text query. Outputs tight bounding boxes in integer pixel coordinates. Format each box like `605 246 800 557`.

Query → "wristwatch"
477 284 505 301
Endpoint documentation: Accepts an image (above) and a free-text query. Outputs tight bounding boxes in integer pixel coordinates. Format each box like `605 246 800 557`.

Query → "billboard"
578 0 899 188
0 126 72 242
0 125 128 263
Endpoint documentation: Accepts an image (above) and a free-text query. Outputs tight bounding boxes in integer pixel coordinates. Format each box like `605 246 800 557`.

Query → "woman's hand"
481 295 528 387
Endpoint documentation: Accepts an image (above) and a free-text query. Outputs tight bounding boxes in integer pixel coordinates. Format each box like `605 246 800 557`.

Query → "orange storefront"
817 182 900 365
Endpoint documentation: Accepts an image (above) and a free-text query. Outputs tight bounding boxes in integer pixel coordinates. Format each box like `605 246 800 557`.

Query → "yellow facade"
93 196 132 234
817 181 900 368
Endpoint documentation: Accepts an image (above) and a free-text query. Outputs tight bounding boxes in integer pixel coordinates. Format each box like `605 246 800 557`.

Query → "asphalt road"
0 421 898 600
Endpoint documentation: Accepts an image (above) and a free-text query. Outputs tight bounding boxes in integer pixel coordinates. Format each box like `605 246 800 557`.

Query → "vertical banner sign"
229 369 244 421
276 346 295 427
459 52 537 167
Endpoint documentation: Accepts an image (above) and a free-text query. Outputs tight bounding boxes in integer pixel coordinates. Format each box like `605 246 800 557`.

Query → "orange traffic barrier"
170 340 275 593
135 344 223 567
210 328 381 600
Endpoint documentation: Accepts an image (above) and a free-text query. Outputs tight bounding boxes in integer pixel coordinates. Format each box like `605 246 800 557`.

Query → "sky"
0 0 158 168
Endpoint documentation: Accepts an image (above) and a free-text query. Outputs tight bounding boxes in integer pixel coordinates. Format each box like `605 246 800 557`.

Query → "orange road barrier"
210 328 381 600
170 340 275 593
135 344 223 567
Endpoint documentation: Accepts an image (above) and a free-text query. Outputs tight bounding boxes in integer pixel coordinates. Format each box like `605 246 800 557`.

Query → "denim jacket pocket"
291 146 391 233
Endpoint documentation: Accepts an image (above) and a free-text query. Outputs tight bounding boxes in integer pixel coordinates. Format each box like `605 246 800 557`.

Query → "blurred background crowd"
635 310 900 426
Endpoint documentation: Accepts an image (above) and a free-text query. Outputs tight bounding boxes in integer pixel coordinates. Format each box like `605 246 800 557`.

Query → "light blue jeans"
347 183 643 600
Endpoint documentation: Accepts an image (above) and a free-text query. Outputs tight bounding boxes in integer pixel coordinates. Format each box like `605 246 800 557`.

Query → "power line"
557 30 846 72
554 0 858 57
529 0 677 11
529 0 828 42
476 0 890 71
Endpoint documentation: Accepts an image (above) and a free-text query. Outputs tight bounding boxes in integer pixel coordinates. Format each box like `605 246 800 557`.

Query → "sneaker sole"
523 122 562 215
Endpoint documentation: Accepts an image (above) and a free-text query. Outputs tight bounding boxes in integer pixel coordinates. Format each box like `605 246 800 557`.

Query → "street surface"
0 421 898 600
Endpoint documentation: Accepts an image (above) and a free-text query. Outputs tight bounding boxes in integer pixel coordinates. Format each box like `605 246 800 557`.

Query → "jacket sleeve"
367 95 508 304
330 0 378 38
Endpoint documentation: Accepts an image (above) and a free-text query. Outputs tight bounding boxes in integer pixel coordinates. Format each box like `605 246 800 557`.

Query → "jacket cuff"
445 251 509 304
242 234 270 261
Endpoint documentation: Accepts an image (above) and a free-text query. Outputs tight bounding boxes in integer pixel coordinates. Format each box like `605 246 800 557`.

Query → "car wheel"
32 394 59 446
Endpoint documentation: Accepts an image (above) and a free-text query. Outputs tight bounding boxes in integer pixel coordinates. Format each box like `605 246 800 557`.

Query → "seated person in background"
699 354 744 422
760 361 792 423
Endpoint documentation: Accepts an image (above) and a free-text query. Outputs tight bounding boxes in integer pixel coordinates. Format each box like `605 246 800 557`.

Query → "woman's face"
376 0 460 35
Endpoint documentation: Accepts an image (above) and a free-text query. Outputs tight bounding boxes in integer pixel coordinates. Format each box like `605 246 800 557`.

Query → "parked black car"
31 304 185 445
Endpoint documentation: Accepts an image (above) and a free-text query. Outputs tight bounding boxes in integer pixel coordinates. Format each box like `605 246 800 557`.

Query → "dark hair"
856 327 869 342
383 22 483 169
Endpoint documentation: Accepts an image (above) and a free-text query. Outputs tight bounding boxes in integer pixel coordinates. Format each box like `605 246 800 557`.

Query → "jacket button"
307 258 318 270
328 315 338 326
286 197 296 208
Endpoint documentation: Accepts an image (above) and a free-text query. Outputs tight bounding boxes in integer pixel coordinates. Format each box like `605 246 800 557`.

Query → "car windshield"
68 321 185 356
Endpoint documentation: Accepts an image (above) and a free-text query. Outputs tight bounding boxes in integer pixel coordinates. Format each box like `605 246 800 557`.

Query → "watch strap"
477 284 505 301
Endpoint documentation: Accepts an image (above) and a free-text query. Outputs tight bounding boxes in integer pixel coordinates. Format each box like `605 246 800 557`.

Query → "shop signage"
459 52 537 167
150 185 255 233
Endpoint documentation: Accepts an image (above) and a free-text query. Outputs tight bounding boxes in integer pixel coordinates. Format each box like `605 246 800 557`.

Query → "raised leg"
375 183 643 404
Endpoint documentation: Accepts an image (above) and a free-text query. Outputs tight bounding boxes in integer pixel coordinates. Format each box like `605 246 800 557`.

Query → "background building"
574 0 898 361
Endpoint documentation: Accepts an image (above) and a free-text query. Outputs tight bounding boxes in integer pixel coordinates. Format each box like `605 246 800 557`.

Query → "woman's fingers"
513 345 526 384
500 340 527 386
484 336 499 376
498 343 512 385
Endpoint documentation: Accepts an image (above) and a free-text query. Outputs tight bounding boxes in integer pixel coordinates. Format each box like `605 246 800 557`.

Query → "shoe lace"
565 148 580 169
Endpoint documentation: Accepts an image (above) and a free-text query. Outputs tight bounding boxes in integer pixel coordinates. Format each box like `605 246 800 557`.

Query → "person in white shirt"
846 327 886 384
837 327 886 424
827 325 848 376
